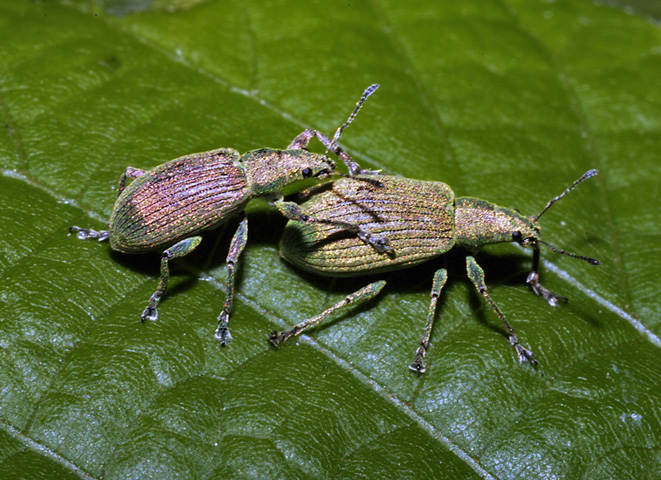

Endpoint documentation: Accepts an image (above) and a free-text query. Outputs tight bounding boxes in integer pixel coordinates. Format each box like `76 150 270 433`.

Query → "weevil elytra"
272 170 600 372
71 85 384 343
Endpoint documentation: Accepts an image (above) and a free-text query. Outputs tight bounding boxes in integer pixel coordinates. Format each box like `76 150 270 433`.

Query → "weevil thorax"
454 197 540 252
241 148 335 197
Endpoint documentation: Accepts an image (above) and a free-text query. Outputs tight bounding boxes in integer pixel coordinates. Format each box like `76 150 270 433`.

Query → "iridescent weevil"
71 85 385 343
273 171 600 372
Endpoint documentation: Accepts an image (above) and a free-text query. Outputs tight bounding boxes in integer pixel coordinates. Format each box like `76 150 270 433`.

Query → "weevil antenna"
533 169 598 221
327 84 380 153
539 239 601 265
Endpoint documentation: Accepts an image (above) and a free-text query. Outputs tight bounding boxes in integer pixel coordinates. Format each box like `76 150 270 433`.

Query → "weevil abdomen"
280 175 455 275
109 148 248 253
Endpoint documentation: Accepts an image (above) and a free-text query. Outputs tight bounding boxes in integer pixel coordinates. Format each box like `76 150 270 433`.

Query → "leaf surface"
1 1 660 478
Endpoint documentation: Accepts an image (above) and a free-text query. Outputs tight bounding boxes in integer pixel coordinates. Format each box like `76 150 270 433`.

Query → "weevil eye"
301 167 313 178
512 231 522 242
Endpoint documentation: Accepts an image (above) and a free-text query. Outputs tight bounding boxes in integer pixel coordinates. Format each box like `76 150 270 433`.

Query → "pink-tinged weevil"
71 85 384 343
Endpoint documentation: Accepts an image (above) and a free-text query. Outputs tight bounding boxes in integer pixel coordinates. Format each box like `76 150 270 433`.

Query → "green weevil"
271 170 600 372
71 85 386 343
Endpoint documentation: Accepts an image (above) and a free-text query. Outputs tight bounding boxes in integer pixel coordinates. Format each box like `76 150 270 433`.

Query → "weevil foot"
409 355 427 373
214 324 233 345
70 226 109 242
526 272 568 307
141 305 158 323
215 312 233 345
141 293 160 322
214 326 232 345
268 331 282 346
358 231 393 255
268 330 293 347
408 345 427 373
510 336 538 365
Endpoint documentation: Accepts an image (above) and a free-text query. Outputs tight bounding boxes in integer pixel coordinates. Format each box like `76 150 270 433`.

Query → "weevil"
271 170 600 372
71 85 386 343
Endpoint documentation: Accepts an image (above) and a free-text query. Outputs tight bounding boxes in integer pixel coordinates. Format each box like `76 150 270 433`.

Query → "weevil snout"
310 155 336 179
285 150 336 180
512 219 541 247
243 149 337 195
310 161 335 179
514 213 599 267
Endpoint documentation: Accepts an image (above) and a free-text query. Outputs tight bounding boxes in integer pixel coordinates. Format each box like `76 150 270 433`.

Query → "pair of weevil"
72 85 600 373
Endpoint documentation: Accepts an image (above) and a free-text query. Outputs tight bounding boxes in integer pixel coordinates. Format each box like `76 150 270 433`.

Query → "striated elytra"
273 171 600 372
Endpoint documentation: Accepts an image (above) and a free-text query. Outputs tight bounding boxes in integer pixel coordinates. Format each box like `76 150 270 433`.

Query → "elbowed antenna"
533 169 598 222
327 84 380 153
531 169 601 266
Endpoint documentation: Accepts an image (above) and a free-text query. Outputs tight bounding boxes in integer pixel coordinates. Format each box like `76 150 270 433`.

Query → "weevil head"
515 210 600 266
455 170 601 267
455 197 541 250
511 215 542 249
242 148 335 196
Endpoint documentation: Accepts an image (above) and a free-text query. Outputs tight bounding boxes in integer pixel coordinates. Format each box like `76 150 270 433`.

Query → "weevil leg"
69 167 147 241
117 166 148 198
410 268 448 374
269 280 386 346
214 216 249 345
274 200 393 255
141 236 203 323
70 167 149 240
526 245 568 307
288 129 377 176
70 226 110 242
465 256 537 365
288 128 325 151
288 85 380 176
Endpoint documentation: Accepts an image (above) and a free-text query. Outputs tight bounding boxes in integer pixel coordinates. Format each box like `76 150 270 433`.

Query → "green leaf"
1 0 660 478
